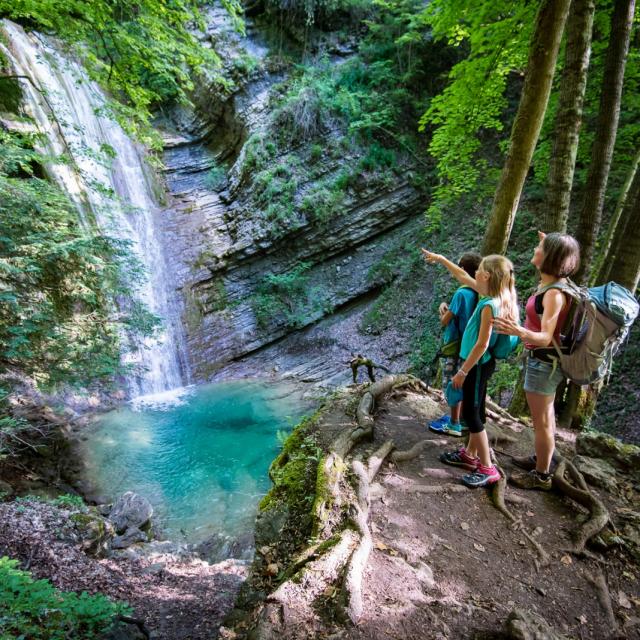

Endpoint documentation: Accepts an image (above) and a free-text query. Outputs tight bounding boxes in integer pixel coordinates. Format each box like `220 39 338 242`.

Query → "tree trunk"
573 0 636 283
597 165 640 291
594 146 640 284
543 0 596 233
482 0 571 255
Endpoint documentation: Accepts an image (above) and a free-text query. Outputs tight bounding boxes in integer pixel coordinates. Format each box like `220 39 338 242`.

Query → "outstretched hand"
492 317 523 338
421 248 443 265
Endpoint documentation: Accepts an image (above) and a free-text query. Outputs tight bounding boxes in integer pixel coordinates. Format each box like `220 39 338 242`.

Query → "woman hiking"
422 249 519 488
493 231 580 490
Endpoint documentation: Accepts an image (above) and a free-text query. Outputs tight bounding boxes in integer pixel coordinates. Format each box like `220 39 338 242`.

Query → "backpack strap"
533 280 579 315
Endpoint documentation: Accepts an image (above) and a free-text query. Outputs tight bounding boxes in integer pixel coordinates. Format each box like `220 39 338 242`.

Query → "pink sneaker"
439 447 480 471
462 464 501 488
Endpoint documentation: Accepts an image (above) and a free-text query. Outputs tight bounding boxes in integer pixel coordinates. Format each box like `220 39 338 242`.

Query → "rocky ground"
0 497 247 640
225 382 640 639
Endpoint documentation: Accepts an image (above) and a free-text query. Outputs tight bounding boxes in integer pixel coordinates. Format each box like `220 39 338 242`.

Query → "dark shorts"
462 358 496 434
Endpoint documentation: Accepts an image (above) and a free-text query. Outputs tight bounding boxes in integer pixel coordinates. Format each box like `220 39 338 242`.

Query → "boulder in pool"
109 492 153 534
111 526 148 550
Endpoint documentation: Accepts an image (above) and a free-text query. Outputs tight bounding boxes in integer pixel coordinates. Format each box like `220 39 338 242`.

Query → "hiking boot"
462 464 501 488
510 469 553 491
440 447 479 471
512 453 559 472
442 423 464 437
428 415 451 433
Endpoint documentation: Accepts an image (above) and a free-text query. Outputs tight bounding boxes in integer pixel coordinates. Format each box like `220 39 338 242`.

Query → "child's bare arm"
440 309 454 327
422 249 478 291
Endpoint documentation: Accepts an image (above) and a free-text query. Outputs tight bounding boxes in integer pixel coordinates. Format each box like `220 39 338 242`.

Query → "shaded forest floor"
227 385 640 639
341 391 640 639
0 498 247 639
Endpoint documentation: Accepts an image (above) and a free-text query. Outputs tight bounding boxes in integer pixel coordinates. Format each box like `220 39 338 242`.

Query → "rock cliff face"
156 13 428 385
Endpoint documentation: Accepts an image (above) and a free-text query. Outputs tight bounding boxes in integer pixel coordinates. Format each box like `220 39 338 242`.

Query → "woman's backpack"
536 280 639 386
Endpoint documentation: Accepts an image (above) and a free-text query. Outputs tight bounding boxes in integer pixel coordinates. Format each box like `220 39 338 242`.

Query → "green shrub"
0 556 128 639
359 142 396 172
205 163 227 191
252 262 322 329
310 144 323 162
300 183 344 225
52 494 86 510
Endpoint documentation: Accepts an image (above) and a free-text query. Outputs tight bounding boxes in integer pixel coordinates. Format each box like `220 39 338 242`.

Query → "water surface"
80 381 310 545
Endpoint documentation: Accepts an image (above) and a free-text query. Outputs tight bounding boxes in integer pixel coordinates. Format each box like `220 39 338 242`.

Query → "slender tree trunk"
564 167 640 429
598 166 640 291
482 0 571 255
544 0 596 233
594 146 640 284
573 0 636 283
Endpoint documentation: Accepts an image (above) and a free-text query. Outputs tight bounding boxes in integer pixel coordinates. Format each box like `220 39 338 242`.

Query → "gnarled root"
490 468 550 568
390 438 447 463
553 458 610 555
342 439 395 623
584 570 618 635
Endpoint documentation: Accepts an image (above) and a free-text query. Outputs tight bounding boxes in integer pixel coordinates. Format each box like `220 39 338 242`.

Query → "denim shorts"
523 356 564 396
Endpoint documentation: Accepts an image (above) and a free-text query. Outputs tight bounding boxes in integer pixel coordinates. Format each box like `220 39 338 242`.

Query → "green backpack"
440 287 478 358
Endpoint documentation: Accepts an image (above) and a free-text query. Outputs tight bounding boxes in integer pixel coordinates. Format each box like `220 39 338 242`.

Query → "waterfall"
1 21 189 396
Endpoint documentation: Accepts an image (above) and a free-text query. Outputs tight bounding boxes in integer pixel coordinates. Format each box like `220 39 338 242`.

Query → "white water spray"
1 21 190 396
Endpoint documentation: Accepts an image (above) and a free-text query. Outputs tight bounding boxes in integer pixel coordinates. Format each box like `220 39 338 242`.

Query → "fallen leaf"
560 554 573 566
473 543 485 553
375 541 389 551
623 571 636 581
618 591 632 609
460 522 470 531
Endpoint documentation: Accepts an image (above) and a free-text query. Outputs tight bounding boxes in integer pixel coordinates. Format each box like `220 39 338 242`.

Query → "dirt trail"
225 383 640 639
329 390 639 639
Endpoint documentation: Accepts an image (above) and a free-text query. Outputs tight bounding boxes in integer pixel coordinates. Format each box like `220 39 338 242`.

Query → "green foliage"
487 357 521 402
0 129 157 388
417 0 537 224
0 556 128 639
252 262 329 329
205 163 227 191
0 0 243 145
52 493 87 510
263 0 370 28
300 179 345 224
260 413 322 512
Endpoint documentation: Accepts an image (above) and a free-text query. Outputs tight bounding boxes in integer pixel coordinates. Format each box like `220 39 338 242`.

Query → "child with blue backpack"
429 253 482 437
422 249 520 488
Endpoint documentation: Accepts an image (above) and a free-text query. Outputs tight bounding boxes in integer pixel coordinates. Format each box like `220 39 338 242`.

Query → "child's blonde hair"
480 255 519 322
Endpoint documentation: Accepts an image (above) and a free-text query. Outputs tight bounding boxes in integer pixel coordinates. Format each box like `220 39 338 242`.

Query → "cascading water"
1 21 189 396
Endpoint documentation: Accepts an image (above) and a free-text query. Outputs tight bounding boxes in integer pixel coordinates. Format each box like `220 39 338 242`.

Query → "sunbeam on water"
79 380 312 548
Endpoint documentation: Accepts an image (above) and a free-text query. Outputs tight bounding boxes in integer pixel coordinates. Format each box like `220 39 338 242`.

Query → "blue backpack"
535 280 639 385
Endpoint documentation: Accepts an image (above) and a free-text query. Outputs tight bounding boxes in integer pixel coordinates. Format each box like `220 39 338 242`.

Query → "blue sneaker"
428 415 451 433
442 423 464 437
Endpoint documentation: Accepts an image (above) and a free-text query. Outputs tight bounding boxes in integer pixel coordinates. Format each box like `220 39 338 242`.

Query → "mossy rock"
576 431 640 474
71 511 114 556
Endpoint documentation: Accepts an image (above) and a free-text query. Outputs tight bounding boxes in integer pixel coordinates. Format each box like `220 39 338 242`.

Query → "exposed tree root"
553 457 610 555
343 439 395 623
584 570 619 636
390 438 447 463
332 375 411 459
490 468 550 568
